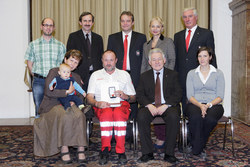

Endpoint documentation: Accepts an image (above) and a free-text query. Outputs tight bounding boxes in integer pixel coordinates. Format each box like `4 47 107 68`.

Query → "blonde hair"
149 16 164 28
59 63 71 71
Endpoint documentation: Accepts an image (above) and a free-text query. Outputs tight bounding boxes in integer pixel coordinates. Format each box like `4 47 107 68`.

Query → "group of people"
25 7 225 165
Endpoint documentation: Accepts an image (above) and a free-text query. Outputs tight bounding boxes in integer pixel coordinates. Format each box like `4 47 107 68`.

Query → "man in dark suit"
174 7 217 111
67 12 104 91
136 48 182 163
107 11 147 120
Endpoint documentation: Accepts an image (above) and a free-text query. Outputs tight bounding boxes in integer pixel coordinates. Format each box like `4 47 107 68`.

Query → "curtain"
31 0 209 49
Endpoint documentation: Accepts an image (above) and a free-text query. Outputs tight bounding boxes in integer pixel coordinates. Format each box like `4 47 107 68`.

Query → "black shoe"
99 147 109 165
118 153 127 165
164 154 178 163
137 153 154 163
192 150 206 160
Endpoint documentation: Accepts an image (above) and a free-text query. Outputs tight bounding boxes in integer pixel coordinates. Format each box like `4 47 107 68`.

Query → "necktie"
86 33 91 56
185 30 191 52
122 35 128 70
155 72 161 107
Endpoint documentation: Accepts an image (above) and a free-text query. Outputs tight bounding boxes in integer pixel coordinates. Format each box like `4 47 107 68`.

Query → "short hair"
102 50 117 59
59 63 71 71
79 12 95 22
183 7 198 16
64 49 82 62
149 17 164 28
148 48 166 61
120 11 134 22
41 17 55 26
196 46 214 64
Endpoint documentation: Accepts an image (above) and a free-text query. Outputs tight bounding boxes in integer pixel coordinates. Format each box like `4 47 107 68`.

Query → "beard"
43 32 52 36
104 65 115 72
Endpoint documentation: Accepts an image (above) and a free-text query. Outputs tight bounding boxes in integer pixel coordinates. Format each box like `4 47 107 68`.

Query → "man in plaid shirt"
25 18 66 118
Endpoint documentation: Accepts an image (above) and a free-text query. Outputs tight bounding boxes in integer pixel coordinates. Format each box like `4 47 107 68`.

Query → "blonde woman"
141 17 176 73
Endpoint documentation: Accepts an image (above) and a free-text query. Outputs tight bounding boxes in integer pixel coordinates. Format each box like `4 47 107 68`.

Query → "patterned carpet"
0 120 249 167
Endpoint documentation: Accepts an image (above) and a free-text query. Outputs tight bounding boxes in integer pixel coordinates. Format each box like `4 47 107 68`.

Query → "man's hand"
147 104 158 116
114 90 128 100
157 104 168 115
95 101 110 109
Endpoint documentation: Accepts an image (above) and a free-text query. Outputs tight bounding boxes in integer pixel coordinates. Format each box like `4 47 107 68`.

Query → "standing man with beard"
67 12 104 91
25 18 66 118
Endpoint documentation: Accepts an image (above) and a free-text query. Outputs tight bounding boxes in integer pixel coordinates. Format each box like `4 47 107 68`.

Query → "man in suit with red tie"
107 11 147 120
67 12 104 91
174 7 217 111
136 48 182 163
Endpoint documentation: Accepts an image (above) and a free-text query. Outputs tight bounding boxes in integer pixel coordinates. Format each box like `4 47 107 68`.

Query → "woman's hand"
199 103 208 118
67 82 75 94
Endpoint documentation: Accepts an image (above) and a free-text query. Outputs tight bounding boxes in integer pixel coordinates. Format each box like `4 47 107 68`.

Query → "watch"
208 103 213 108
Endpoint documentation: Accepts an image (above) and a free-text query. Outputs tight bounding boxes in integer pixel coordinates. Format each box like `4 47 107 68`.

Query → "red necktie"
185 30 191 52
155 72 161 107
122 35 128 70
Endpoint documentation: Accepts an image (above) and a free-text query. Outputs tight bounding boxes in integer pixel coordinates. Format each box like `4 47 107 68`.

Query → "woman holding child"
33 50 88 164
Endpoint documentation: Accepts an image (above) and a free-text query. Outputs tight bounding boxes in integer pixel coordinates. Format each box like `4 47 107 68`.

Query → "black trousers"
186 103 224 154
137 106 180 155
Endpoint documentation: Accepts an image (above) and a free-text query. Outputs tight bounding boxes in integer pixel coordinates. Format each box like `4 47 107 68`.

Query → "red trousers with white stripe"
94 101 130 153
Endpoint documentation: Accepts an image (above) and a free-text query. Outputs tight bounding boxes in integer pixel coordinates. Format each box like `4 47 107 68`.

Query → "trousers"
94 101 130 153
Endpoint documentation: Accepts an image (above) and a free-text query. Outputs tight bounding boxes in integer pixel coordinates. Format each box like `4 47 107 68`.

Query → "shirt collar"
122 31 132 39
195 65 217 73
82 30 92 38
153 68 164 75
41 36 54 43
186 25 198 33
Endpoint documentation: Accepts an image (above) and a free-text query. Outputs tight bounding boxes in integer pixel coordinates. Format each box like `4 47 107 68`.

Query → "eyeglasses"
42 24 54 28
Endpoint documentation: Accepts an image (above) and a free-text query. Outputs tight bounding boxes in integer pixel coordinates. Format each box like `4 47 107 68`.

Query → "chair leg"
223 123 227 150
86 119 90 156
135 121 139 154
230 118 235 157
181 120 185 158
132 120 137 156
183 119 188 158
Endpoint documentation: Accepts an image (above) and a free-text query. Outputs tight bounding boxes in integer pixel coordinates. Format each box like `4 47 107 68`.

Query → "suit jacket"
174 26 217 94
67 30 104 91
107 31 147 88
39 68 83 114
136 68 182 108
141 34 176 73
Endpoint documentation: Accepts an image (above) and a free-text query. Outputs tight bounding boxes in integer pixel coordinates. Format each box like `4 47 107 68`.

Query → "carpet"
0 121 249 167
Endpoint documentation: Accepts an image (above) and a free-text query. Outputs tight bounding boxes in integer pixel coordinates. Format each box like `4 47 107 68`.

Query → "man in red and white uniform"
87 50 136 165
